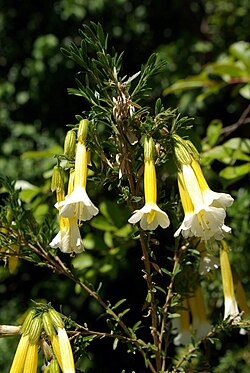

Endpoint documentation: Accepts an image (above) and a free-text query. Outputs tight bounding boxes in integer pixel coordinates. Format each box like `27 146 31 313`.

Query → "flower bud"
42 312 56 338
21 309 37 336
185 140 200 161
51 166 64 193
48 309 64 330
29 316 42 345
49 359 60 373
64 130 76 160
77 119 89 142
172 134 192 167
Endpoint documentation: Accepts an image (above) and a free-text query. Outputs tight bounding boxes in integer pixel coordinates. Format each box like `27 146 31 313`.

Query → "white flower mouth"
59 186 99 221
128 202 170 230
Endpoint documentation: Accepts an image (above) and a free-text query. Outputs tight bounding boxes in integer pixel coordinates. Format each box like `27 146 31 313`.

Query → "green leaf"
220 163 250 180
239 83 250 100
72 253 94 270
90 215 116 231
206 120 223 147
229 41 250 69
21 145 63 159
112 298 127 310
206 62 247 80
223 138 250 153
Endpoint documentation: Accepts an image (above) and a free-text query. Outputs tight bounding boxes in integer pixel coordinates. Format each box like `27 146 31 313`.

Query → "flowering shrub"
0 23 249 372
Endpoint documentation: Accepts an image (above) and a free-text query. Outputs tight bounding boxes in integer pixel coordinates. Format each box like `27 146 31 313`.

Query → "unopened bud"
29 316 42 344
49 359 60 373
42 312 56 338
185 140 200 161
48 309 64 330
172 134 192 167
51 166 64 193
21 309 37 335
144 137 155 162
64 130 76 159
77 119 89 142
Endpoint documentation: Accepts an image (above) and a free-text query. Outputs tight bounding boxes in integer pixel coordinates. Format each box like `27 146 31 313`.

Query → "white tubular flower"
172 299 191 346
60 186 99 221
50 169 83 254
50 216 83 254
128 201 170 230
174 165 231 241
59 132 99 221
191 160 234 209
128 138 170 231
220 241 240 321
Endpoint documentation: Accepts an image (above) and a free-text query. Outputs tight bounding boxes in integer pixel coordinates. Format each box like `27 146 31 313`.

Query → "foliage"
0 2 250 372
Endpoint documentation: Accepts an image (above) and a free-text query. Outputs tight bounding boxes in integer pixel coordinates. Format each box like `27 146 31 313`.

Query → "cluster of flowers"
9 305 75 373
50 121 234 253
173 239 250 346
49 119 244 327
50 119 98 253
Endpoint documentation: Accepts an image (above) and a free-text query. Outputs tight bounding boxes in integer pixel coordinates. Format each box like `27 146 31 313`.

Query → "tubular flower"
220 241 240 321
172 299 191 346
174 164 232 241
9 334 30 373
128 137 170 230
47 308 76 373
188 286 211 340
50 169 83 254
9 311 42 373
59 120 99 221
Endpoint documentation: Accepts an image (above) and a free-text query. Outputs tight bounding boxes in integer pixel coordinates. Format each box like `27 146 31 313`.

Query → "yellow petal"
9 334 30 373
144 160 157 204
23 343 38 373
191 160 210 192
58 327 75 373
177 172 194 214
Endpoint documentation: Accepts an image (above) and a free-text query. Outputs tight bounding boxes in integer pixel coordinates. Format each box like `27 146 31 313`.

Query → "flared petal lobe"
128 202 170 230
59 187 99 221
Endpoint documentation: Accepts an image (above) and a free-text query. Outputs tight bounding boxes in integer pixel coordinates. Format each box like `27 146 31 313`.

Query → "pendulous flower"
50 168 83 254
128 137 170 230
59 120 99 222
173 136 233 241
220 240 239 321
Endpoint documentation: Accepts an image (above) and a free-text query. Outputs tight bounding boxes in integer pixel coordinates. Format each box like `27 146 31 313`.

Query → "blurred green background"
0 0 250 372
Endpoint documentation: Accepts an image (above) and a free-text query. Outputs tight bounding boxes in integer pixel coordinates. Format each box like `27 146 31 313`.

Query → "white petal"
60 187 99 221
49 232 62 248
128 210 144 224
128 203 170 231
224 297 240 320
156 210 170 229
203 189 234 209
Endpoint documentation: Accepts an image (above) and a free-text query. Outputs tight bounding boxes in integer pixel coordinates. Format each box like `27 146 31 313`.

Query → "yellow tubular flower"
188 287 211 340
23 343 38 373
175 164 231 241
174 137 233 241
235 279 250 316
191 159 234 209
50 171 83 253
51 334 63 371
9 334 30 373
173 299 191 346
220 241 239 320
58 327 75 373
128 137 170 230
59 141 99 222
